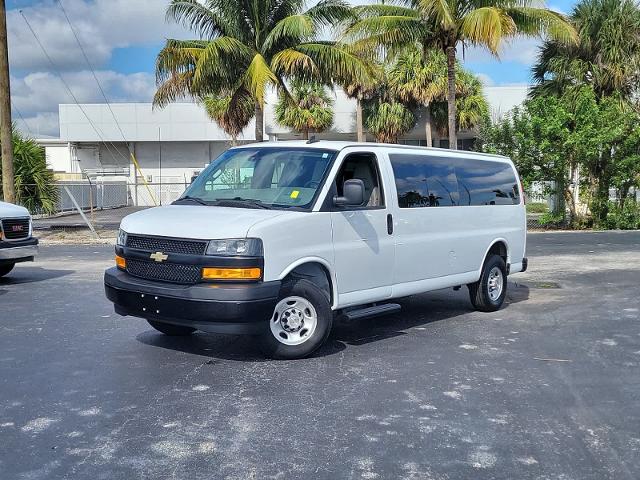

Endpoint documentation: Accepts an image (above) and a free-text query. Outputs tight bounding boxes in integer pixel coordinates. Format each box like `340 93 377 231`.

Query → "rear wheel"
468 254 507 312
0 263 15 278
259 278 332 360
147 320 195 336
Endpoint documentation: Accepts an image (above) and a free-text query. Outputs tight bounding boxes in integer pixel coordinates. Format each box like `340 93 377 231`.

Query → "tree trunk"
0 0 15 203
254 102 264 142
424 104 432 147
446 46 457 150
356 94 364 142
303 128 309 140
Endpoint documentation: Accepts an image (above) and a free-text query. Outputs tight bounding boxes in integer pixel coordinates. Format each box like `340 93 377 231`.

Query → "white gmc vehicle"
105 141 527 359
0 201 38 277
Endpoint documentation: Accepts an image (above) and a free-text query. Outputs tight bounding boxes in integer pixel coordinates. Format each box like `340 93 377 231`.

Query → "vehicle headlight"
206 238 263 256
117 229 128 246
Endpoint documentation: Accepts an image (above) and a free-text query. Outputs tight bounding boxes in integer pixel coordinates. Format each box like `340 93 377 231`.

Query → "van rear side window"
389 154 520 208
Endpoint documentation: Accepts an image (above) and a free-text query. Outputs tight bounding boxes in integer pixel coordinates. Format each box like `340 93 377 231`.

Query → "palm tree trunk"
303 128 309 140
446 46 457 150
424 104 432 147
254 102 264 142
356 94 364 142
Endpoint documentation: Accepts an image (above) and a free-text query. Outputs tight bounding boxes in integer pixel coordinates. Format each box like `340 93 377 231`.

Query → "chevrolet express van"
0 201 38 277
105 141 527 359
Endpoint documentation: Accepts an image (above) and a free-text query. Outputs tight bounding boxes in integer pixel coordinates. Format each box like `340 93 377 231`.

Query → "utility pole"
0 0 15 203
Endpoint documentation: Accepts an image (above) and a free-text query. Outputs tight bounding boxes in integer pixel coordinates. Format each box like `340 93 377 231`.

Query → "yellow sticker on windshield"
290 190 300 199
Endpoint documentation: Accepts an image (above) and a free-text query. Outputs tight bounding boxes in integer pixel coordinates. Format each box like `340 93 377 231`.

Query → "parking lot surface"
1 231 639 479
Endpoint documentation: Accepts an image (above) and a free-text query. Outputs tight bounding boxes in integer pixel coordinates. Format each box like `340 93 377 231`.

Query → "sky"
6 0 578 137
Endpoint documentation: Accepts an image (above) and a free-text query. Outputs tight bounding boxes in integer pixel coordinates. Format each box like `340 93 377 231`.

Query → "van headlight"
206 238 263 257
117 229 128 246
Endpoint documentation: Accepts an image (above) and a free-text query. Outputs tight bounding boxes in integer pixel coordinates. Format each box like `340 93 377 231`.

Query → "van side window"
389 155 458 207
389 154 520 207
335 153 384 208
455 160 520 206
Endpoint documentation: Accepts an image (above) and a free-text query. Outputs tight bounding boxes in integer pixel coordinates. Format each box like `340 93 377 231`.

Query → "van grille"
1 217 30 241
126 259 201 284
126 235 207 256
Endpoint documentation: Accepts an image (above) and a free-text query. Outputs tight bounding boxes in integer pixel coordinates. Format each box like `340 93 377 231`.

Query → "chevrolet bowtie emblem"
150 251 168 262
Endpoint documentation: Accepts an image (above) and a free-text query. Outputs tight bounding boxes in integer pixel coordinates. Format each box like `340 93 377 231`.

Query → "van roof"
232 140 511 162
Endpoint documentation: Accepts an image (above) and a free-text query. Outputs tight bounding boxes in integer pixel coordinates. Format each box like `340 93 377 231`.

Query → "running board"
339 303 401 322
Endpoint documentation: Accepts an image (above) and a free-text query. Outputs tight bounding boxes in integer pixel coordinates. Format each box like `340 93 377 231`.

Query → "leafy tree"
203 88 255 145
274 81 334 139
154 0 375 141
0 128 58 214
480 87 640 227
345 1 575 149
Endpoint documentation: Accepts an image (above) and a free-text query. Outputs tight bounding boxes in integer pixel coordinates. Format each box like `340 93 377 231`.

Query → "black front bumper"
104 267 280 334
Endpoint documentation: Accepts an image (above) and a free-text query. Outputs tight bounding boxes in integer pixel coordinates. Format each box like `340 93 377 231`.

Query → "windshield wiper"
172 196 209 206
212 198 272 209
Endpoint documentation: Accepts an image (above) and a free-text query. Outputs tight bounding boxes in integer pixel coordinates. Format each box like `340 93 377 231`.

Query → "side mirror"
334 178 365 207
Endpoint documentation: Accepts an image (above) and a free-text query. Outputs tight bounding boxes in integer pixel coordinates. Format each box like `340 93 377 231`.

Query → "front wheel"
0 263 15 278
147 320 195 336
259 279 332 360
468 254 507 312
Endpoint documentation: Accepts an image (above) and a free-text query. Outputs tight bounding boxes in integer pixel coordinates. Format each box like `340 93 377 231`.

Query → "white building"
40 85 529 206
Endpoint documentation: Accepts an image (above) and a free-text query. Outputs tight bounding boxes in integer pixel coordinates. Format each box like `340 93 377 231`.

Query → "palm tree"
532 0 640 101
346 1 576 149
0 127 58 214
275 80 334 140
365 100 415 144
388 47 447 147
203 88 254 145
154 0 375 142
431 70 489 145
341 79 377 142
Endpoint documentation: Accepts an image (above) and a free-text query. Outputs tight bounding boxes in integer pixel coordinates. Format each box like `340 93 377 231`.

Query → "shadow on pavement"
0 267 74 285
135 282 531 361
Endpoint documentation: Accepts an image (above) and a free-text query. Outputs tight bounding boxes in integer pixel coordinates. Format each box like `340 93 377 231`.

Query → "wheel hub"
487 266 504 301
270 296 318 346
280 307 304 332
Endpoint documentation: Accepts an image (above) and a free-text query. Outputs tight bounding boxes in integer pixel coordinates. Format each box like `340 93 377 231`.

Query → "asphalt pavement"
0 231 639 479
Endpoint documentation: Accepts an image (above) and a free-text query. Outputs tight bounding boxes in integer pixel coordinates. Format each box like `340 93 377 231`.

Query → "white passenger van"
0 201 38 277
105 141 527 359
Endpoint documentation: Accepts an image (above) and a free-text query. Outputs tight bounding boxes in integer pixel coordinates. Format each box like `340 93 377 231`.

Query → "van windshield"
177 147 337 210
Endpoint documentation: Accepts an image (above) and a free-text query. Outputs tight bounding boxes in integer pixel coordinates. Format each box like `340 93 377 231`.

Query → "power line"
57 0 129 145
11 102 34 137
19 9 128 165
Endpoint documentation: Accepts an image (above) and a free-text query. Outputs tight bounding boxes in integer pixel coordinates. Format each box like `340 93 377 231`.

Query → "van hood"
120 205 288 240
0 201 30 218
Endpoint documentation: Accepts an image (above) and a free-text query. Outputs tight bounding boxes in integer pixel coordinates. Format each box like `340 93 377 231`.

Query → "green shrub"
605 201 640 230
538 211 566 227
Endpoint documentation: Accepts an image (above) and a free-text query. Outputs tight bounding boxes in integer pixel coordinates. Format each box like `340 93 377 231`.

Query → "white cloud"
11 70 156 136
8 0 182 137
462 36 543 66
8 0 188 71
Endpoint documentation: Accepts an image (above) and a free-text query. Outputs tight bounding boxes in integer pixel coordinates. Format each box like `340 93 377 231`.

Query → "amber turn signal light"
115 255 126 270
202 267 261 280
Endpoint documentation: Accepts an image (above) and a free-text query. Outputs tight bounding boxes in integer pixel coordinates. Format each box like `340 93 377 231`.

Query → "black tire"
468 254 508 312
258 278 333 360
147 320 196 336
0 263 15 278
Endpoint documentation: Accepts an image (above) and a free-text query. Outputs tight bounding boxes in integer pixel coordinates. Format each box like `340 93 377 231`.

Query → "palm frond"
244 53 278 106
460 7 516 54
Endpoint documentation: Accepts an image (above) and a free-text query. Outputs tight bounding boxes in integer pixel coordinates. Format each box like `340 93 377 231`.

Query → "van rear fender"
479 239 509 272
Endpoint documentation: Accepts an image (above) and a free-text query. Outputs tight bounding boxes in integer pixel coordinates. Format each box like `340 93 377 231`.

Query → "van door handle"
387 213 393 235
